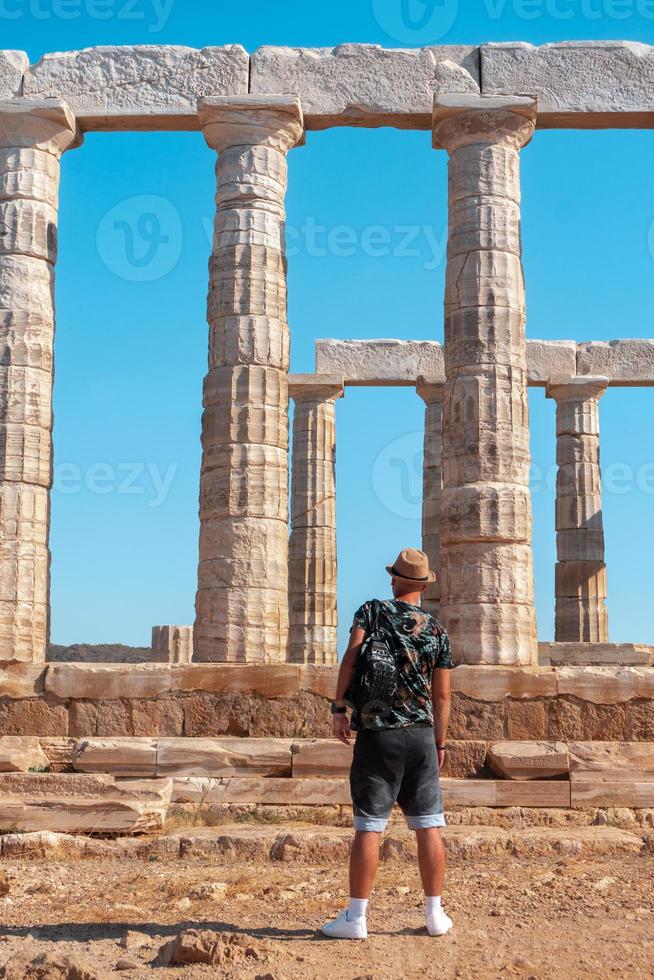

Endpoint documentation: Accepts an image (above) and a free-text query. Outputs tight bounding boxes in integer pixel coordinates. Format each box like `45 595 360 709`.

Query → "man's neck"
393 592 422 606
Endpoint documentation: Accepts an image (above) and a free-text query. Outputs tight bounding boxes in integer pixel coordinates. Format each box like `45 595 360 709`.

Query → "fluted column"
546 375 609 642
417 377 443 617
0 100 80 663
288 375 343 665
433 94 538 666
194 96 304 663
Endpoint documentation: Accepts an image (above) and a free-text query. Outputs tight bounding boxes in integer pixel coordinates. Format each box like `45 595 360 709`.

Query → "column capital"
198 95 305 153
416 376 444 405
0 98 81 153
288 374 344 403
546 375 609 403
432 94 537 154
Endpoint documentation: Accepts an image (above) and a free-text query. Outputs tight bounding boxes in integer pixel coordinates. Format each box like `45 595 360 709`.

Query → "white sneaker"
426 907 453 937
320 910 368 940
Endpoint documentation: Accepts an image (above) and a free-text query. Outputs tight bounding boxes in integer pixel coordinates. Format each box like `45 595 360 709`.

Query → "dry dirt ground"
1 847 654 979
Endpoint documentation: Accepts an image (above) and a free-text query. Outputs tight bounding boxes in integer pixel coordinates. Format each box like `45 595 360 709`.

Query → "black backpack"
345 600 398 727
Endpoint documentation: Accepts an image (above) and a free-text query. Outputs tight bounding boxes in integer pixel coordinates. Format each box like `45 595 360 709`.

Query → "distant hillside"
48 643 152 664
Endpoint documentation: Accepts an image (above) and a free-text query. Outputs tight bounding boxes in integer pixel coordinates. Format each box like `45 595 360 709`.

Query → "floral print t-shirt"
350 599 454 731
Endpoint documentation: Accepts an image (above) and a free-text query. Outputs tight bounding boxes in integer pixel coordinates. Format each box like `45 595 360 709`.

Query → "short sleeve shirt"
350 598 454 731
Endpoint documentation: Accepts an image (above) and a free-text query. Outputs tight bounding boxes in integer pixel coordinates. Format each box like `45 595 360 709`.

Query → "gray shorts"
349 724 445 832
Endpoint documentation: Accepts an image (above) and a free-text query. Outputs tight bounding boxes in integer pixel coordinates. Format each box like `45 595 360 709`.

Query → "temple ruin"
0 42 653 829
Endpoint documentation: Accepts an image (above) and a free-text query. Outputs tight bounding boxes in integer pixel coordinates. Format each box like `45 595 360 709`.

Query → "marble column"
433 94 538 666
194 96 304 663
0 100 80 663
546 375 609 643
151 625 194 664
288 375 343 665
417 377 443 617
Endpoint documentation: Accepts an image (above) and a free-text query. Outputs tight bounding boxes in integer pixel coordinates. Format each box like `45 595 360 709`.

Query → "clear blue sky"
5 2 654 649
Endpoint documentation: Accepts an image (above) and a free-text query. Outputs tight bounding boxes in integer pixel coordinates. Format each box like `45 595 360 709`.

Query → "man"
320 548 454 941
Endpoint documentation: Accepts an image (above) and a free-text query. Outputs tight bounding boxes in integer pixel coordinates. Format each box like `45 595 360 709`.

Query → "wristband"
436 744 446 750
331 701 347 715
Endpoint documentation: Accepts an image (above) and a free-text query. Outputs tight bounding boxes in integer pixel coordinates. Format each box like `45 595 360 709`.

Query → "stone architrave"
0 99 80 664
416 377 443 616
433 94 538 666
151 626 193 664
288 375 344 665
546 376 609 642
194 96 304 663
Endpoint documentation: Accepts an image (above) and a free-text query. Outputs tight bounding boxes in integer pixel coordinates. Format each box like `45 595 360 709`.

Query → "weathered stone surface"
482 41 654 124
487 740 570 780
548 643 654 667
0 772 172 833
45 663 172 700
23 46 249 128
557 667 654 704
0 950 104 980
68 697 185 738
526 340 577 385
292 738 352 778
73 737 157 777
156 737 293 777
251 45 479 129
0 697 68 735
509 825 644 857
568 741 654 773
172 663 302 696
0 661 46 697
452 666 557 701
434 96 538 666
495 780 571 807
0 734 49 772
417 379 443 613
195 97 304 664
202 776 351 805
0 51 28 99
151 625 193 664
571 771 654 808
577 339 654 384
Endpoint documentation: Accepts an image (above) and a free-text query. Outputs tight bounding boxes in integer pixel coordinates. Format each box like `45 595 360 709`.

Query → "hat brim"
386 564 436 584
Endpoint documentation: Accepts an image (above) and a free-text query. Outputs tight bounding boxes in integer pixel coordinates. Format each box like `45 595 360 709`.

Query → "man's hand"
333 712 351 745
437 747 446 770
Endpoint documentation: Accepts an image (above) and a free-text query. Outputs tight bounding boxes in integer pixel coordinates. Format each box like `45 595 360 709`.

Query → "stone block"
23 45 249 129
526 340 577 384
576 339 654 384
506 699 550 740
151 626 193 664
45 663 173 700
207 776 351 805
73 737 157 777
292 738 351 778
68 698 184 738
299 665 338 698
0 735 49 772
250 44 479 129
156 737 293 777
556 666 651 704
482 41 654 124
452 666 557 701
441 741 488 779
568 741 654 773
0 662 46 698
487 740 570 780
549 644 654 667
0 698 68 736
571 771 654 808
441 779 496 807
449 695 507 740
316 339 444 385
0 51 28 98
495 781 571 807
172 664 302 697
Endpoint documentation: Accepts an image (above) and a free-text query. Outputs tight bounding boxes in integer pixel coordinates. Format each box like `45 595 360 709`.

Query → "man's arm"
432 668 452 770
332 627 365 745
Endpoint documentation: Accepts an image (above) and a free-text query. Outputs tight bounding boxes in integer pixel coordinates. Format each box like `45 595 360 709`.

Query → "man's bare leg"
415 827 446 896
349 830 382 898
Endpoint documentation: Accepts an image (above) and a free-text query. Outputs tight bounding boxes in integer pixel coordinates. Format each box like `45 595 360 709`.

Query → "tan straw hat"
386 548 436 585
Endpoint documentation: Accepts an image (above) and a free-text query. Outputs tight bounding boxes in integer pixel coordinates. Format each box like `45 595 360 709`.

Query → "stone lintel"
0 97 82 149
288 374 344 402
546 375 609 403
577 340 654 386
197 94 305 150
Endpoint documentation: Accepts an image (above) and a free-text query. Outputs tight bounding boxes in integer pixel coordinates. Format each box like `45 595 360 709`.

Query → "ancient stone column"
288 375 343 665
546 376 609 643
194 96 304 663
151 625 194 664
433 94 538 666
417 377 443 617
0 100 80 663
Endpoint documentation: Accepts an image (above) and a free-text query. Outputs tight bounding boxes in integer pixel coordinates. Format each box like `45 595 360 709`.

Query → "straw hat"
386 548 436 585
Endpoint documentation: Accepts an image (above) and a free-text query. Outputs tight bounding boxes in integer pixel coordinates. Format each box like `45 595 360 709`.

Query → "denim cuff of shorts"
354 814 389 832
405 812 446 830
